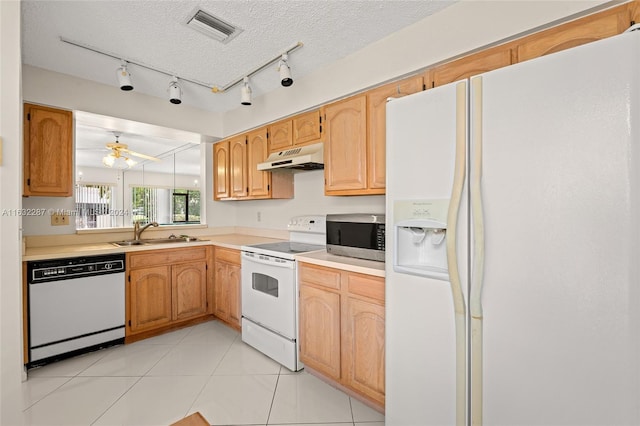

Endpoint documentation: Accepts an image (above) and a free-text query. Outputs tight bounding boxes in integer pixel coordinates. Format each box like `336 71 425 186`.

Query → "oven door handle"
242 252 295 269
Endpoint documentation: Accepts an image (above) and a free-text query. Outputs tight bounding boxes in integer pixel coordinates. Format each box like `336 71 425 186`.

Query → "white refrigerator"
385 31 640 425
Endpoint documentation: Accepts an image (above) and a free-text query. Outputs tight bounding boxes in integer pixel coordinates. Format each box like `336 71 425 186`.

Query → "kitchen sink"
110 237 204 247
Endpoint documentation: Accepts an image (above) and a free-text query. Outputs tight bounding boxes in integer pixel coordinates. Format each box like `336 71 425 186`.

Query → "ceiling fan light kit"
101 133 159 169
60 34 302 106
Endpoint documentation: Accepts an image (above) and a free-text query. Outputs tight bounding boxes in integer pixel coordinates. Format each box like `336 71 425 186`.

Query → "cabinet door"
172 261 208 321
23 103 73 197
431 47 512 87
213 261 230 321
516 6 629 62
299 285 341 379
324 96 368 194
229 135 248 198
269 120 293 152
293 110 322 146
227 263 242 327
247 129 271 198
129 266 172 332
343 296 385 406
213 141 230 200
367 77 423 190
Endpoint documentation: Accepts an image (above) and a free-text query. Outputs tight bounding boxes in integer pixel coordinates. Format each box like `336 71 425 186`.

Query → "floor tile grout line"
349 397 356 426
88 375 144 426
264 366 282 425
20 375 74 412
179 325 240 422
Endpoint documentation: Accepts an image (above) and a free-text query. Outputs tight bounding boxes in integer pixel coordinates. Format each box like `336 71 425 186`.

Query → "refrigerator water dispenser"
394 218 449 281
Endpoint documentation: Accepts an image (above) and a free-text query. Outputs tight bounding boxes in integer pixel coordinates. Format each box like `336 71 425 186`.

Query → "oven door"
241 251 296 339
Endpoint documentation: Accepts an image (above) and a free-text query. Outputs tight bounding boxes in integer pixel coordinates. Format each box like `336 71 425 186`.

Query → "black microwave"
326 214 385 262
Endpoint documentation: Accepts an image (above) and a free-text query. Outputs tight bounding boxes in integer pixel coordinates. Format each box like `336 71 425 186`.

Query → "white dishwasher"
27 253 126 367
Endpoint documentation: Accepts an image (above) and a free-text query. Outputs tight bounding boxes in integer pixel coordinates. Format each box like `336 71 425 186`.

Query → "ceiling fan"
102 132 161 168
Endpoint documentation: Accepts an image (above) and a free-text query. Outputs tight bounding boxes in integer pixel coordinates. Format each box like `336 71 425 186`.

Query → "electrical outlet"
257 211 261 222
51 213 69 226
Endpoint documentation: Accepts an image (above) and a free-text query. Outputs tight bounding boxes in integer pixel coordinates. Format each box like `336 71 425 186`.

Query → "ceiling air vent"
185 9 242 44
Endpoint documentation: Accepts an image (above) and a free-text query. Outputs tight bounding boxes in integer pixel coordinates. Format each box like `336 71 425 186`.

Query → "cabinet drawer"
299 263 341 290
346 272 384 303
215 247 241 265
129 247 207 268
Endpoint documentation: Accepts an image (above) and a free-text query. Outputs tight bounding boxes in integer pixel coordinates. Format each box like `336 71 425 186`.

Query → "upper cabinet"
367 77 424 189
213 127 293 201
516 5 631 62
324 76 423 196
268 109 323 154
213 140 230 200
292 109 323 146
23 103 73 197
429 46 513 88
324 95 369 195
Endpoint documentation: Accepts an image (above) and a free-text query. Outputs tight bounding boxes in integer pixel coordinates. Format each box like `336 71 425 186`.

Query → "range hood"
257 142 324 171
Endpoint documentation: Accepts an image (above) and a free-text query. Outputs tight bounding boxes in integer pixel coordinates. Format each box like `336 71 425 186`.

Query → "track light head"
117 61 133 91
279 54 293 87
241 77 252 106
168 77 182 104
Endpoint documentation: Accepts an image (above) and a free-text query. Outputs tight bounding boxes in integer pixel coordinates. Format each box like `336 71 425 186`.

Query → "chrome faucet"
133 221 159 240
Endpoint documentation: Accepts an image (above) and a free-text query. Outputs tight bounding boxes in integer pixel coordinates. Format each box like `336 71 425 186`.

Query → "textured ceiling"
21 0 455 113
22 0 456 173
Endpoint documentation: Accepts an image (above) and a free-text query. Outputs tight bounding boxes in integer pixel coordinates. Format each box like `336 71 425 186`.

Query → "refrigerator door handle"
470 76 486 426
446 80 469 426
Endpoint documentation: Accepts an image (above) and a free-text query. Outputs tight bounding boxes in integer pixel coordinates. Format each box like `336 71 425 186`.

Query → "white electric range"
240 215 325 371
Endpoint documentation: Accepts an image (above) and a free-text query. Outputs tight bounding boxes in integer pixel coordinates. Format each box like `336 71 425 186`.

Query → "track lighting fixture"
240 77 252 106
61 37 304 105
278 54 293 87
117 61 133 91
168 77 182 104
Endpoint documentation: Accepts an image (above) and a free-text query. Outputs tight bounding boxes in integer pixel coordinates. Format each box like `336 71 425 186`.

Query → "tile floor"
20 319 385 426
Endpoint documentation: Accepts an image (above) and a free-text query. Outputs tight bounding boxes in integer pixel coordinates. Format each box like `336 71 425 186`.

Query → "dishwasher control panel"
28 254 126 283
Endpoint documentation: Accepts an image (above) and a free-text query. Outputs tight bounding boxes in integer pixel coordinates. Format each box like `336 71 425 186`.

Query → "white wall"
23 65 223 138
222 0 611 134
1 1 25 424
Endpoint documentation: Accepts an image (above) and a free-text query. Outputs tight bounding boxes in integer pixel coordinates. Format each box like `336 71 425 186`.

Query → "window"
172 189 201 223
131 185 201 226
75 183 117 229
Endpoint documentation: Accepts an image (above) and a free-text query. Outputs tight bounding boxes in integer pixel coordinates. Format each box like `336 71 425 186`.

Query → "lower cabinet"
298 262 385 408
126 246 212 338
213 247 242 329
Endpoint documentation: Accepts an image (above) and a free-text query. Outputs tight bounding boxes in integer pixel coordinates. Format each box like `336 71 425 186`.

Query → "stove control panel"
287 215 326 234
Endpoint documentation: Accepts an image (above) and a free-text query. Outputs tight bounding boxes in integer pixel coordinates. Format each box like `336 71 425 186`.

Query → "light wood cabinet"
292 109 323 146
23 103 73 197
129 265 172 333
213 140 230 200
324 95 368 194
172 261 208 321
299 278 342 379
126 246 211 338
367 77 424 190
516 5 630 62
247 129 270 198
267 110 323 154
298 262 385 408
268 119 293 152
229 135 248 199
213 129 293 201
430 46 513 88
213 247 242 329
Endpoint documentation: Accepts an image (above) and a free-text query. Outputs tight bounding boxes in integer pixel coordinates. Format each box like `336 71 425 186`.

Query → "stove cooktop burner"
245 241 325 257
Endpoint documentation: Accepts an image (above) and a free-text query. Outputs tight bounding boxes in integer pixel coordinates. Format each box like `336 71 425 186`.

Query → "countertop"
23 233 385 277
295 250 385 278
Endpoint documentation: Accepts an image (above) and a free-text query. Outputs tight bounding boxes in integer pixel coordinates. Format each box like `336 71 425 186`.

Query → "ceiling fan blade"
120 148 161 161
